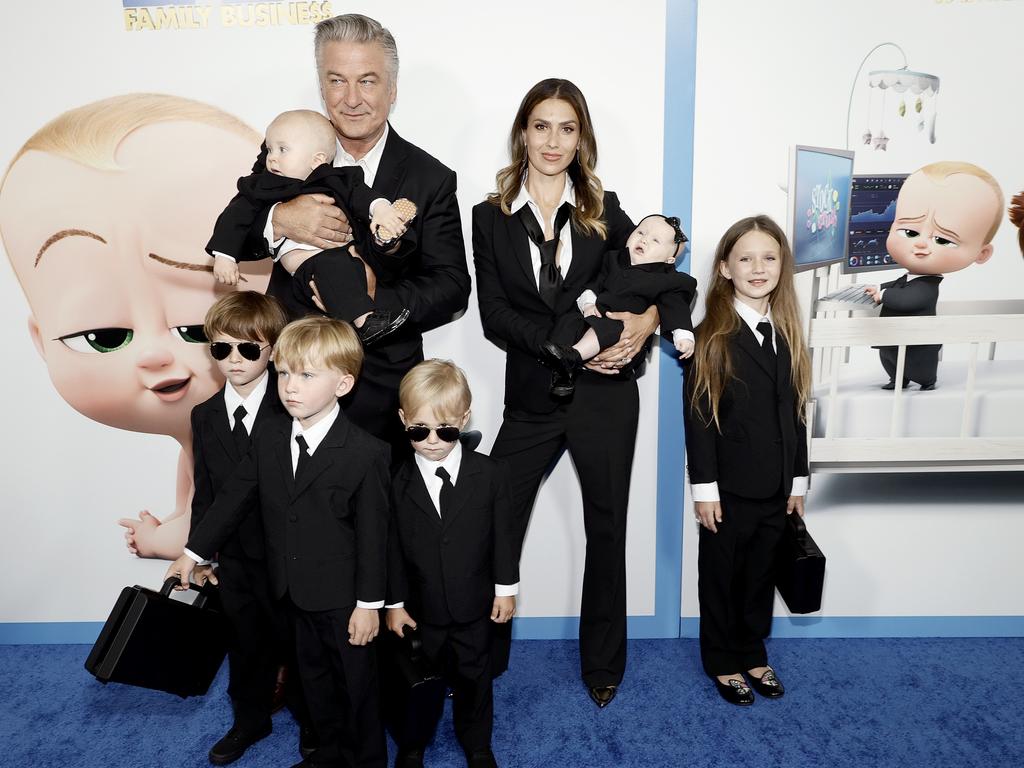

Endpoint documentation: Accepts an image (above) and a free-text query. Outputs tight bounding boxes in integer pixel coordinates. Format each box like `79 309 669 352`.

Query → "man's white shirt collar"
334 122 389 187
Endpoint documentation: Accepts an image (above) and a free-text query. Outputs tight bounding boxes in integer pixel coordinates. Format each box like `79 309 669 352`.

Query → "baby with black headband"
541 214 697 396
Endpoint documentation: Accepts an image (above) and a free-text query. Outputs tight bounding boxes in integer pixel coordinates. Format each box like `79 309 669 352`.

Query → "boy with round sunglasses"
385 360 518 768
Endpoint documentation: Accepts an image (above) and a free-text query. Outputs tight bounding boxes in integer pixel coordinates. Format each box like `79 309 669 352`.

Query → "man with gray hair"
242 13 470 463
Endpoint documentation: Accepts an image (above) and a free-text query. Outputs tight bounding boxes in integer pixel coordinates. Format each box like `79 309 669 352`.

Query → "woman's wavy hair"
487 78 607 238
689 215 811 429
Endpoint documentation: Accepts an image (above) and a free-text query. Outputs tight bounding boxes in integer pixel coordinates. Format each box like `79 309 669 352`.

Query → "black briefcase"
775 513 826 614
380 626 446 747
85 577 228 698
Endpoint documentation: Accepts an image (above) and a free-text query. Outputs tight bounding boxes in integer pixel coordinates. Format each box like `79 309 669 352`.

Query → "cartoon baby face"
0 120 269 438
886 171 1000 276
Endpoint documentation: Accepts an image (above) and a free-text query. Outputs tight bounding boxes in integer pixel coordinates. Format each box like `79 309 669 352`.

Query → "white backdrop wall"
0 0 672 635
683 0 1024 634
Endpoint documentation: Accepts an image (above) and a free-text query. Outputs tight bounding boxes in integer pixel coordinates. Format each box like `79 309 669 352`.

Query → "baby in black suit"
541 214 697 395
208 109 415 344
385 360 518 768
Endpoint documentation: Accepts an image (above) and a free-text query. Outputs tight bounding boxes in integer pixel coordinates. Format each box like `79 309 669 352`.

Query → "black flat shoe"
881 379 909 391
540 340 582 397
747 667 785 699
208 722 272 765
588 684 618 708
358 308 410 345
714 677 754 706
919 382 936 391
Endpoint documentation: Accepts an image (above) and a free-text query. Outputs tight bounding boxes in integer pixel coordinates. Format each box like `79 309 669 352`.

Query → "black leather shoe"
466 749 498 768
358 308 410 345
919 382 936 391
540 340 582 397
298 724 318 759
208 722 272 765
714 677 754 706
881 379 909 390
394 748 425 768
747 667 785 698
588 684 618 708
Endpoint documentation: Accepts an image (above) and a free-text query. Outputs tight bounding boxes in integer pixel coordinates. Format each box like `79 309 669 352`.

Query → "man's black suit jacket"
386 451 518 625
472 192 633 414
685 325 808 500
241 125 470 365
878 273 943 319
189 381 285 560
187 410 391 612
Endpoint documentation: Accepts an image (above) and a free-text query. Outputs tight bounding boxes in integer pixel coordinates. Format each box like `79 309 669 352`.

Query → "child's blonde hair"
399 359 472 421
273 316 363 378
918 161 1005 243
204 291 289 346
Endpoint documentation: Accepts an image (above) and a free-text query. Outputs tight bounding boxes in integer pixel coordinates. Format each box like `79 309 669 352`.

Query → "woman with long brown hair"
685 215 811 705
472 78 658 708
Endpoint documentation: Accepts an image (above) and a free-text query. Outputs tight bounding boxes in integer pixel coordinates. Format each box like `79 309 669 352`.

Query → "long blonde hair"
486 78 607 238
689 215 811 429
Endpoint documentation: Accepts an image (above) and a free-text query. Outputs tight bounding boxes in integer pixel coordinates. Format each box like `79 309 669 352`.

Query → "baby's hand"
583 303 601 318
372 198 417 244
117 510 160 558
675 338 695 359
864 285 882 303
213 255 239 286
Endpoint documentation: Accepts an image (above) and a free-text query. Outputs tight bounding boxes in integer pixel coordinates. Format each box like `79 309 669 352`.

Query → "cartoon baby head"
0 93 269 442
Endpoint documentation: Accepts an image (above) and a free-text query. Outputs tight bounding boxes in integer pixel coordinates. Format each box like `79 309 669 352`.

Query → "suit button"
289 514 297 522
291 555 298 561
442 537 450 545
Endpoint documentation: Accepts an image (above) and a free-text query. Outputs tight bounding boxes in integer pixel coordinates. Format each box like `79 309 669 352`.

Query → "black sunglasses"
405 425 461 443
209 341 269 361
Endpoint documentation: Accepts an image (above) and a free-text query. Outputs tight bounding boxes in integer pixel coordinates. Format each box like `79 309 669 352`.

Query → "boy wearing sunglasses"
185 291 316 765
385 360 518 768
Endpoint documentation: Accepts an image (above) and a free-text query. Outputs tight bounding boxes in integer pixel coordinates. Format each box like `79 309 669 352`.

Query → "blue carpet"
1 638 1022 767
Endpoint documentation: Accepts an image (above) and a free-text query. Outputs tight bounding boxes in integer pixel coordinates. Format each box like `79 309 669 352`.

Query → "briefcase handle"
159 576 219 610
787 512 808 537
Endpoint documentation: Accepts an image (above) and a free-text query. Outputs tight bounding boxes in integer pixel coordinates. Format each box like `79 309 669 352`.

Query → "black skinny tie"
435 466 454 519
518 202 572 308
295 434 311 479
232 405 249 453
756 320 777 366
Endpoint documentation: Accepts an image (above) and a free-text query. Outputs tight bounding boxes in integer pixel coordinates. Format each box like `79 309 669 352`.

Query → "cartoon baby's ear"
27 316 47 361
975 243 994 266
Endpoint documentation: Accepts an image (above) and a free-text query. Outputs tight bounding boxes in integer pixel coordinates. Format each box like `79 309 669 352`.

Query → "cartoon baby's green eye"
58 328 133 353
171 324 208 343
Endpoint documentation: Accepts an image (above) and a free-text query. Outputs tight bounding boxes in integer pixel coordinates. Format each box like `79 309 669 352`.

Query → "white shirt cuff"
356 600 385 610
212 252 236 263
265 202 286 255
494 583 519 597
384 602 404 610
672 329 694 344
691 481 720 503
576 290 598 313
183 548 211 566
790 476 809 496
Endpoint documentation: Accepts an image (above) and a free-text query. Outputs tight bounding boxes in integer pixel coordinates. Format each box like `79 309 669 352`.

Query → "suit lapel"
370 123 408 200
775 332 792 387
503 209 540 293
563 222 597 286
736 323 776 380
210 398 238 461
401 463 442 526
275 421 296 495
292 414 351 500
442 451 479 528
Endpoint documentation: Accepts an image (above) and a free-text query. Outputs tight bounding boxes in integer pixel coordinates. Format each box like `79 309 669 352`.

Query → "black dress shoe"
466 749 498 768
747 667 785 698
588 684 618 708
539 340 582 397
394 747 425 768
208 722 272 765
358 308 410 345
713 677 754 706
299 724 318 759
919 382 936 391
881 379 909 391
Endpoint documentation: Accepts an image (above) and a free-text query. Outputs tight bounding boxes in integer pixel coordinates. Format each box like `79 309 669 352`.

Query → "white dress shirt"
510 177 576 288
385 442 519 610
690 297 809 502
223 371 268 435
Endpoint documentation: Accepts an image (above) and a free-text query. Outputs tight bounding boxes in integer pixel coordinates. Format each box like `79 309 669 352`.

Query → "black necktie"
756 320 777 365
295 434 310 479
517 202 572 308
435 466 454 519
232 405 249 453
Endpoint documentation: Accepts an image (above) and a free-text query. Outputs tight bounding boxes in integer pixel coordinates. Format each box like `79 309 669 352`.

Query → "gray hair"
314 14 399 83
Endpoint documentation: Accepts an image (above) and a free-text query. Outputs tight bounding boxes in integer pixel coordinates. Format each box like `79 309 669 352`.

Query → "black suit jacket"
386 451 518 625
472 192 634 414
187 410 391 612
685 324 808 500
243 125 470 365
189 381 286 560
591 250 697 338
879 273 943 318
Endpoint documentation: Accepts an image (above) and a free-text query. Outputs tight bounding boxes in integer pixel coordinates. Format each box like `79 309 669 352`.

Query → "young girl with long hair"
685 215 811 706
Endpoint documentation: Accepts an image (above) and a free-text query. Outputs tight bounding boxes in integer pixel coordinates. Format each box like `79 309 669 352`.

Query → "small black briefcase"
380 626 446 746
85 577 228 698
775 513 826 614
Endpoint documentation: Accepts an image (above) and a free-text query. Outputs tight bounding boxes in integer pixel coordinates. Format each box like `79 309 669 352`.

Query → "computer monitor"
787 145 855 273
844 174 908 273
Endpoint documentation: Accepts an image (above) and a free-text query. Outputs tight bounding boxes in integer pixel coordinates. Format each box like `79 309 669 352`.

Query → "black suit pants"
490 374 639 686
288 601 386 768
878 344 940 387
697 489 786 677
218 553 308 731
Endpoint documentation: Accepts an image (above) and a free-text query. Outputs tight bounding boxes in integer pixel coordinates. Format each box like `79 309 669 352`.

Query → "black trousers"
288 601 386 768
490 374 639 687
400 616 494 755
697 488 786 677
292 246 375 324
878 344 940 387
217 553 308 732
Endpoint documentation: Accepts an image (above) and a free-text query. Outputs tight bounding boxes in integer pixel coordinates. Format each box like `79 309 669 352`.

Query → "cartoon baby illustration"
0 93 270 560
